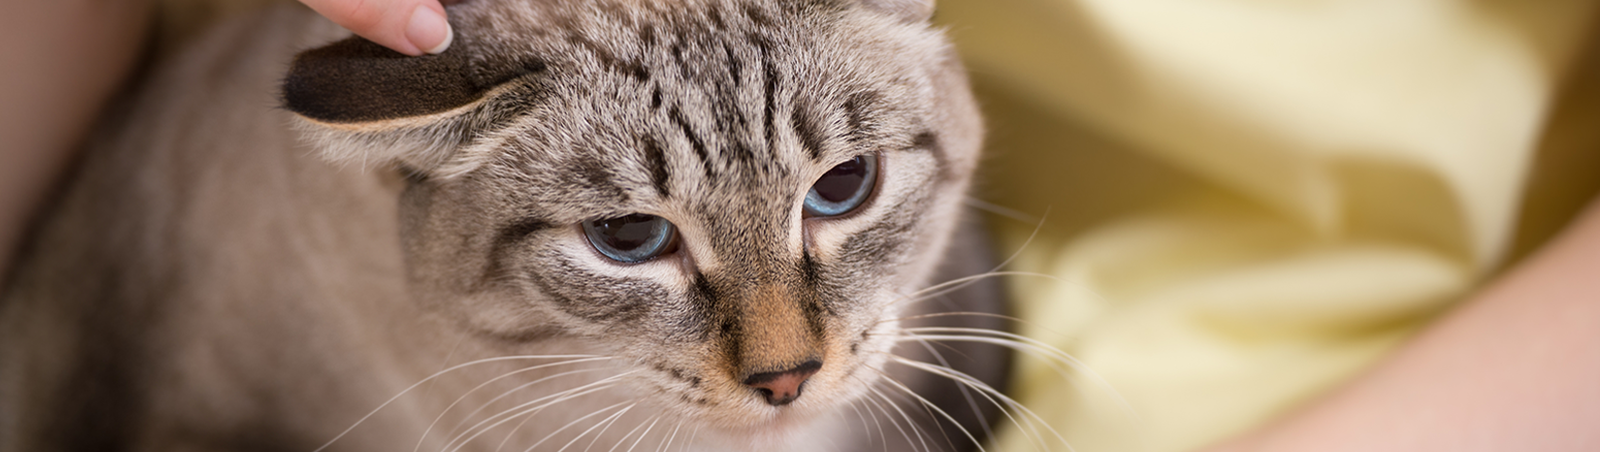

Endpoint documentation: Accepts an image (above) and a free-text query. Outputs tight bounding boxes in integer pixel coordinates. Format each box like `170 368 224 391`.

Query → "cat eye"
803 154 878 217
582 214 678 263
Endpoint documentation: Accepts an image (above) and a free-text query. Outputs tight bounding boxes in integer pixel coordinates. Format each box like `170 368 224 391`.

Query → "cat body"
0 1 1006 451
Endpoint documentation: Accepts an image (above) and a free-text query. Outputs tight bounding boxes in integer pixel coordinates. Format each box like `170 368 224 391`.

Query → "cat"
0 0 1014 451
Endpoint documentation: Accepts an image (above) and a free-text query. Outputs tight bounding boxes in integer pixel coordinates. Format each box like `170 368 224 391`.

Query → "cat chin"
699 411 832 452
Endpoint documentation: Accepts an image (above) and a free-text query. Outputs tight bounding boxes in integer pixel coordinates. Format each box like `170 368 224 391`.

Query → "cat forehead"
453 0 940 192
452 0 939 80
459 0 846 42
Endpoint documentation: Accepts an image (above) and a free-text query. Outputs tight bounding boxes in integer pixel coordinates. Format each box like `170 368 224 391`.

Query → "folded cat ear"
857 0 935 23
283 37 484 124
281 35 545 174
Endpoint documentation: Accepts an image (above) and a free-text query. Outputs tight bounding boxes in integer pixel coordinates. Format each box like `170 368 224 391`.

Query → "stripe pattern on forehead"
630 2 846 186
641 136 671 198
489 0 945 218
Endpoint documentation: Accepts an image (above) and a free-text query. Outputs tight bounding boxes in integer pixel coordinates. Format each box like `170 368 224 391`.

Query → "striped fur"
0 1 1001 451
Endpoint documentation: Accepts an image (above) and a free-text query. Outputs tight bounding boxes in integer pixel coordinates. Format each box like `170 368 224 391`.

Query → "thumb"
299 0 453 56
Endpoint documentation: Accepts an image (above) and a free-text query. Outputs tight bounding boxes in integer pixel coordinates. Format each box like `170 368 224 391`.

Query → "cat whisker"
844 394 882 448
896 328 1133 418
444 372 636 452
984 205 1051 275
865 347 1051 452
826 437 844 452
879 385 940 452
417 335 470 427
885 313 1131 414
617 416 661 452
891 360 1043 452
881 310 1029 325
888 271 1064 312
887 356 1074 452
898 328 1082 374
446 366 619 448
878 207 1052 319
509 401 630 452
819 426 846 452
484 374 637 452
878 374 957 452
863 366 981 452
555 402 636 452
314 354 609 452
856 378 927 452
680 426 703 452
593 407 647 452
861 390 914 452
654 420 685 452
890 312 1099 363
844 373 906 451
901 332 998 444
962 197 1036 224
582 410 633 452
494 390 556 452
603 414 657 452
416 357 615 452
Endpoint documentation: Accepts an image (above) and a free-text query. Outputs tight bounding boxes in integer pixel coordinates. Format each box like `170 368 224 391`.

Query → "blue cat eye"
583 214 678 263
804 154 878 217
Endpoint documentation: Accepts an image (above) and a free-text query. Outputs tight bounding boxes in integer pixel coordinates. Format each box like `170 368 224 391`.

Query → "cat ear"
857 0 935 23
281 35 545 174
282 37 483 124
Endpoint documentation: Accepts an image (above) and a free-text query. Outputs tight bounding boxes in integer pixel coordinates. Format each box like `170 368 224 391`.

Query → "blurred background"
932 0 1600 450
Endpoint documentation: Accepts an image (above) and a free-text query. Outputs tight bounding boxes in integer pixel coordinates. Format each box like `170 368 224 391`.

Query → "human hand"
298 0 458 56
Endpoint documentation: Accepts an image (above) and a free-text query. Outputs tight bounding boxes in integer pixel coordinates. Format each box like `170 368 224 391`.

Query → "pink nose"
742 361 822 406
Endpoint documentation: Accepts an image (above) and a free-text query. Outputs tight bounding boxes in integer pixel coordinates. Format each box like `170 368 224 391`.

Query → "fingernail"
406 5 453 55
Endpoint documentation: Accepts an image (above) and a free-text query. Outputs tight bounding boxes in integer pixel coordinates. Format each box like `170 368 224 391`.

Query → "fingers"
298 0 453 56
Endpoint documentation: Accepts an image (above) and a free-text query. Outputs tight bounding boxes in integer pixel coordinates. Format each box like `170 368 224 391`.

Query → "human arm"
0 0 152 285
1204 195 1600 451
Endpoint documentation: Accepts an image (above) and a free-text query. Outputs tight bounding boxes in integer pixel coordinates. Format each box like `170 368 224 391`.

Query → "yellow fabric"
933 1 1600 451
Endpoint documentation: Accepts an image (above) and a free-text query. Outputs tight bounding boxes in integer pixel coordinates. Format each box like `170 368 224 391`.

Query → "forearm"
1207 196 1600 451
0 0 153 283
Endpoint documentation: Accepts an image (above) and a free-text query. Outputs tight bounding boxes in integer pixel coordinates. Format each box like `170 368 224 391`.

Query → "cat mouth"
660 378 841 435
708 408 818 446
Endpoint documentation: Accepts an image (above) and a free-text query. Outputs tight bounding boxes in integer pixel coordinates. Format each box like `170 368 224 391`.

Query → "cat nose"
742 360 822 406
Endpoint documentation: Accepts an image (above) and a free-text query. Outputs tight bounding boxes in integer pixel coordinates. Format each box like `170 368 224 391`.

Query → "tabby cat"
0 0 1012 451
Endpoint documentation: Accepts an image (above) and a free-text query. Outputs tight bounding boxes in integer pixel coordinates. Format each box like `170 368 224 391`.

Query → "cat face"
284 0 980 436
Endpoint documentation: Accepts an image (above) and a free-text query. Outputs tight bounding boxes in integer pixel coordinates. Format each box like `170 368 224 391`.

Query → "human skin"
0 0 153 286
297 0 457 56
1203 195 1600 452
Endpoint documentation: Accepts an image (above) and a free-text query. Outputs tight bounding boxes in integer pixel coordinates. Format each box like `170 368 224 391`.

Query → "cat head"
282 0 980 437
